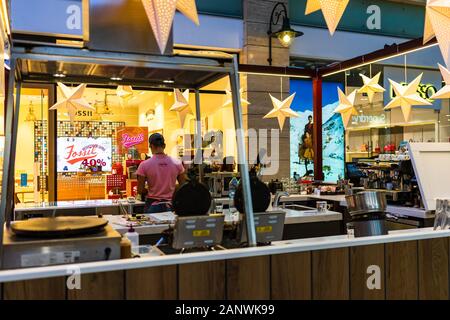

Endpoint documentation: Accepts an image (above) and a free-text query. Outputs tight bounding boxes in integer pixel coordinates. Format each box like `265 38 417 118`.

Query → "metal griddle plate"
10 217 109 238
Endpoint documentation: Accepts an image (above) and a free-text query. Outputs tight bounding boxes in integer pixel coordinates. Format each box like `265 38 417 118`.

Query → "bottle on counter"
120 236 132 259
124 225 139 248
228 177 239 200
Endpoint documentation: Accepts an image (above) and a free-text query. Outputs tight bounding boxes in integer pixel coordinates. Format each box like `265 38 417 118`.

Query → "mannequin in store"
137 133 188 213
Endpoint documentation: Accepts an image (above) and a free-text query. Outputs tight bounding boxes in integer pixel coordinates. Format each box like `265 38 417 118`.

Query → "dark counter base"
1 237 449 300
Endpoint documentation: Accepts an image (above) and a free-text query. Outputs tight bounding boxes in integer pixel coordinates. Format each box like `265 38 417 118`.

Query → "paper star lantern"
423 0 450 66
305 0 321 14
334 88 358 128
384 74 432 122
116 85 133 107
50 83 94 123
142 0 200 54
170 89 192 127
357 72 386 103
176 0 199 25
142 0 177 54
305 0 350 35
264 93 298 130
431 63 450 100
222 88 250 108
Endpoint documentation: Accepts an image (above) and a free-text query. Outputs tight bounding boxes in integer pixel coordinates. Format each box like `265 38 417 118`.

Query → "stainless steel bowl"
345 191 387 216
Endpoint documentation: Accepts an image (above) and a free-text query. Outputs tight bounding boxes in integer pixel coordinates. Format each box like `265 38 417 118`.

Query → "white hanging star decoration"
334 88 358 128
423 0 450 66
116 85 134 107
170 89 192 127
431 63 450 100
264 93 298 130
384 74 432 122
142 0 199 54
176 0 200 25
222 88 250 108
50 83 94 123
305 0 350 35
357 72 386 103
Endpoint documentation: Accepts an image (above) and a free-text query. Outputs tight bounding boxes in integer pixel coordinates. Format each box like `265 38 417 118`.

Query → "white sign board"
408 143 450 211
57 137 112 172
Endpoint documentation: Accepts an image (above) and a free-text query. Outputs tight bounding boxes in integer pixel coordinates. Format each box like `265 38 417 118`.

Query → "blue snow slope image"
289 79 345 182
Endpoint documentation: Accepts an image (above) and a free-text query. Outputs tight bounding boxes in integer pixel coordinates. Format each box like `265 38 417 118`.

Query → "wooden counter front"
2 237 450 300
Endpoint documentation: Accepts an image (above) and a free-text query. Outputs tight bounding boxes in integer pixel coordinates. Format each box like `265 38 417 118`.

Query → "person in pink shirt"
137 133 187 213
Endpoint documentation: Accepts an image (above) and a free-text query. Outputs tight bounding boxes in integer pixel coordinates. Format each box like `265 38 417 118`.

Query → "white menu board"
57 137 112 172
408 143 450 211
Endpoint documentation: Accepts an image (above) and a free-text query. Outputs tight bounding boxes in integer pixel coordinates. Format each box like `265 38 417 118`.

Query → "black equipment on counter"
268 179 283 194
10 216 109 238
172 180 212 216
234 176 271 213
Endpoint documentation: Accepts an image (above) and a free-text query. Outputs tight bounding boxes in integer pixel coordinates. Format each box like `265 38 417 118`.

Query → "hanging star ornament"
423 0 450 66
305 0 350 35
50 83 94 123
431 63 450 99
222 88 250 108
334 88 358 128
357 72 386 103
170 89 192 127
384 74 432 123
176 0 200 25
116 85 134 107
264 93 298 130
142 0 199 54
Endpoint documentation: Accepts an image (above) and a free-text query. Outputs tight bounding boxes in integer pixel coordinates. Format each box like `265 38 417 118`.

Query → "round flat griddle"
11 217 109 238
172 180 211 216
234 176 271 214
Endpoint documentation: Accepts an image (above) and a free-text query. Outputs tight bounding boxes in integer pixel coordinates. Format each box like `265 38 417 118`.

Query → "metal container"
349 219 388 238
345 191 387 216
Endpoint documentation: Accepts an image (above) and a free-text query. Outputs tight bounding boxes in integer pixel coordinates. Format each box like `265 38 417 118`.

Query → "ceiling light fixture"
53 72 66 78
110 76 123 81
163 79 175 84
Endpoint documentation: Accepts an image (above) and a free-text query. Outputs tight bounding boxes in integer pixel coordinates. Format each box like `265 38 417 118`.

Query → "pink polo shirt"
136 154 185 201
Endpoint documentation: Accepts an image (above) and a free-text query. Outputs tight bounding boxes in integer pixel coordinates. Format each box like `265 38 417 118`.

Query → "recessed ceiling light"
163 79 175 84
53 72 66 78
110 76 122 81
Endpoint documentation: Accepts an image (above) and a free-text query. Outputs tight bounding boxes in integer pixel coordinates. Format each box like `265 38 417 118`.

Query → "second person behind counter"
137 133 187 213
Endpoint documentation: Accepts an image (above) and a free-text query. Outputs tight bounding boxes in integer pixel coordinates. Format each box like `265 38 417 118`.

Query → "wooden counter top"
0 227 449 284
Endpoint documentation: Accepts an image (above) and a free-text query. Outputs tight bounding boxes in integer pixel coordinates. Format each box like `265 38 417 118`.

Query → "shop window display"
290 79 345 182
12 84 237 202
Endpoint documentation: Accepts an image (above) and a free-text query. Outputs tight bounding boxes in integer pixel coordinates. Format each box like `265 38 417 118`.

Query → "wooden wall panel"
386 241 418 300
271 252 312 300
3 277 66 300
312 248 350 300
226 256 270 300
67 271 124 300
350 244 385 300
179 261 226 300
126 266 177 300
418 238 449 300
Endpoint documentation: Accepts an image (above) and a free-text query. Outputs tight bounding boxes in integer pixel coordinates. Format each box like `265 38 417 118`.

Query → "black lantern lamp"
267 2 304 65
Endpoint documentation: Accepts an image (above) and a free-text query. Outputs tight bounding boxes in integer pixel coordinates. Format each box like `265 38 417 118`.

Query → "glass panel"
14 87 49 203
54 85 234 201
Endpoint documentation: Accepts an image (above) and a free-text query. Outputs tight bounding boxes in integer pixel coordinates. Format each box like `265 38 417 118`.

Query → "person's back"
137 154 183 201
137 133 187 213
